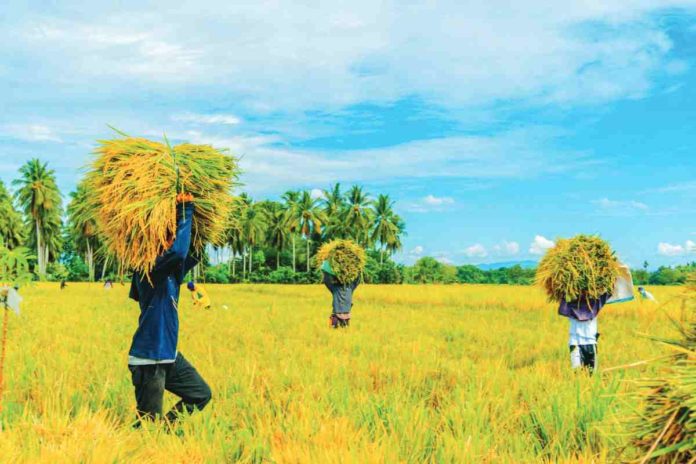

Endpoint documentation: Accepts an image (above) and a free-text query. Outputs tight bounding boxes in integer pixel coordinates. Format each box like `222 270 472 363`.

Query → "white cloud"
25 23 200 80
687 240 696 253
658 242 685 256
310 188 323 199
651 181 696 194
594 197 649 214
172 113 242 126
436 256 455 265
1 124 62 142
493 241 520 256
658 240 696 256
144 125 599 195
15 2 696 111
404 194 456 213
529 235 555 255
463 244 488 258
409 245 424 256
423 195 455 206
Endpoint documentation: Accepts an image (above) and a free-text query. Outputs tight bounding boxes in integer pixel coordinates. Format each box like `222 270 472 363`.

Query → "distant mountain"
476 260 538 271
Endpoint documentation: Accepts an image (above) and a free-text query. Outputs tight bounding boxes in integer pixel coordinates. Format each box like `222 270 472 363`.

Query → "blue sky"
1 1 695 268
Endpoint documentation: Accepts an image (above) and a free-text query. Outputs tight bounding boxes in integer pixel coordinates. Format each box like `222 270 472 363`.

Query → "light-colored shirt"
569 317 598 346
639 288 657 302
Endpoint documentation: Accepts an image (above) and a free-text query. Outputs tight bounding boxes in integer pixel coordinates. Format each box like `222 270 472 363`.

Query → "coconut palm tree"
371 194 401 264
282 190 300 272
385 214 406 259
322 183 344 217
13 159 62 275
67 182 99 281
343 185 373 247
225 197 245 278
296 190 327 272
265 201 289 270
241 199 268 275
321 183 350 240
0 180 25 249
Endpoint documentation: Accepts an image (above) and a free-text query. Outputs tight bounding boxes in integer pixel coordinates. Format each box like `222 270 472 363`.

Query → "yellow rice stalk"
535 235 620 303
628 273 695 463
316 239 366 284
83 135 239 275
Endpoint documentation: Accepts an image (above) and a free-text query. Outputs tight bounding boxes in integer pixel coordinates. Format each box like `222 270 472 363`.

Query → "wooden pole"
0 302 9 424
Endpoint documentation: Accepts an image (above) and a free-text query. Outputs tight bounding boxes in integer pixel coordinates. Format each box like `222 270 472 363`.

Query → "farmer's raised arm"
183 252 201 275
322 271 336 291
151 199 195 280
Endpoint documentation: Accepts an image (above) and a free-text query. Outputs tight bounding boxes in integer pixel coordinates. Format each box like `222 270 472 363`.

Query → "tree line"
407 258 696 286
1 159 691 285
0 159 406 283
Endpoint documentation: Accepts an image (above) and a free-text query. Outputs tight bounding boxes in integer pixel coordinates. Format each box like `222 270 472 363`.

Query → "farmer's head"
638 286 644 291
187 281 195 291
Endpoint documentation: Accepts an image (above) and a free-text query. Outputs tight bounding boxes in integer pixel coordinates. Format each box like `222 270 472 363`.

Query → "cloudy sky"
1 1 695 268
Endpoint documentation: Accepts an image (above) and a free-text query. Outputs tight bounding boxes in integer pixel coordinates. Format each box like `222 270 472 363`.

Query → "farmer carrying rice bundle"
536 235 634 373
187 281 211 310
316 239 366 329
83 132 238 426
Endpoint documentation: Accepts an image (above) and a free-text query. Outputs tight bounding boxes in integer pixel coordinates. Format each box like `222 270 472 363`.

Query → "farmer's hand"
176 192 194 203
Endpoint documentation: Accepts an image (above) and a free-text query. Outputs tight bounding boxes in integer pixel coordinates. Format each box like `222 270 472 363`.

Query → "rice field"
0 283 687 463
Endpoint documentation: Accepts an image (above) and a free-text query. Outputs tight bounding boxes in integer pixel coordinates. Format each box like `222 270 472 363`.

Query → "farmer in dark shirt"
322 261 360 328
128 193 211 425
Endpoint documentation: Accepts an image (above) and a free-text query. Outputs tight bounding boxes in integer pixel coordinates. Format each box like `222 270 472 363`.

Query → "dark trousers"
128 352 212 425
570 344 597 373
330 313 350 329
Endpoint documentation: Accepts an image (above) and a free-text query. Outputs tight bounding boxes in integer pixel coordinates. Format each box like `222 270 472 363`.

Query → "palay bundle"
535 235 620 303
629 275 694 463
316 239 366 284
84 134 238 275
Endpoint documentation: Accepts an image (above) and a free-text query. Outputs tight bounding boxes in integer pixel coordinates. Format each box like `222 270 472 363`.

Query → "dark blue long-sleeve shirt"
128 203 198 361
323 271 360 314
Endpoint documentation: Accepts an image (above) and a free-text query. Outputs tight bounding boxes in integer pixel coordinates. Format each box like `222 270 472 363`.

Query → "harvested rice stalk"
316 239 366 285
628 273 695 463
536 235 620 303
83 134 239 275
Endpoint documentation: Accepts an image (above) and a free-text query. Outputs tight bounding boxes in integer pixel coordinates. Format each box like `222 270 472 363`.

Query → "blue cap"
187 281 195 291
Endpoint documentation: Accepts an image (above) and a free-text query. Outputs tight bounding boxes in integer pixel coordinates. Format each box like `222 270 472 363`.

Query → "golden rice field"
0 283 688 463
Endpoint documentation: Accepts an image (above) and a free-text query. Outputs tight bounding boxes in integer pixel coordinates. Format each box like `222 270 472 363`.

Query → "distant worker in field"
536 235 634 374
60 280 67 290
187 281 211 310
104 280 113 289
128 193 212 426
317 240 366 329
637 286 657 302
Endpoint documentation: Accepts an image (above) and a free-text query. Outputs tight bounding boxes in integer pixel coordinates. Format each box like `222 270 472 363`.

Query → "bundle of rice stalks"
535 235 620 303
83 133 239 275
628 274 695 463
315 239 366 284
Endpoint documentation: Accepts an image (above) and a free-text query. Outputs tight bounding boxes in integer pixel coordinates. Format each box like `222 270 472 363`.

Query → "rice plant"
0 283 685 462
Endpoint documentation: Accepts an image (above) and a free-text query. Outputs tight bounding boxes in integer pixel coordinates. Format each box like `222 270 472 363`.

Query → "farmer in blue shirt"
128 193 211 425
322 260 360 328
